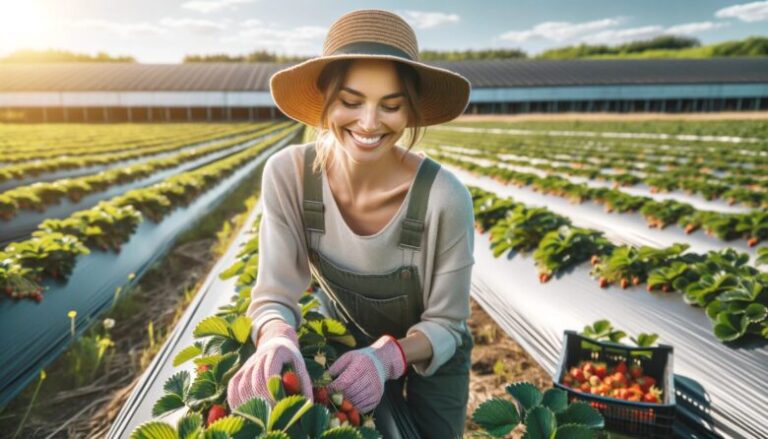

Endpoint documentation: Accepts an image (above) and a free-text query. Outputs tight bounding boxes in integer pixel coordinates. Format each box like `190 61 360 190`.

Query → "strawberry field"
2 118 767 438
417 119 767 438
0 122 302 411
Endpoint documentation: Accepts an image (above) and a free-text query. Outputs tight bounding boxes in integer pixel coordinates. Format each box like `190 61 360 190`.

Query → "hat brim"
270 54 471 128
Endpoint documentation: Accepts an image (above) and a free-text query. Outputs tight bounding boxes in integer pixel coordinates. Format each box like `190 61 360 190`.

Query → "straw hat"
270 9 471 128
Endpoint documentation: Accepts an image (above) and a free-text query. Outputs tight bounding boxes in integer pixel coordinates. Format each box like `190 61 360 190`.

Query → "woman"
226 9 475 438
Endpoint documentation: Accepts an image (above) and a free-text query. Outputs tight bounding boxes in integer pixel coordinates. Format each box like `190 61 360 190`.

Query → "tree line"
2 36 766 63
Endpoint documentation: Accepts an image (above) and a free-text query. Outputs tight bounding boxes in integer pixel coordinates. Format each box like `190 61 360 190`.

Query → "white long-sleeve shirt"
247 142 474 376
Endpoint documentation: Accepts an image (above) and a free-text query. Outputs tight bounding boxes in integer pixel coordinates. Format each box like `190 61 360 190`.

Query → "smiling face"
326 59 410 165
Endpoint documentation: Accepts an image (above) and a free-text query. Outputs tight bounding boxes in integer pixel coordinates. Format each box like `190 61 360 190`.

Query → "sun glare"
0 1 51 53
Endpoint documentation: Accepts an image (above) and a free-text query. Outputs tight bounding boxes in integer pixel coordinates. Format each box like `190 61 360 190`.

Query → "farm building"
0 58 767 122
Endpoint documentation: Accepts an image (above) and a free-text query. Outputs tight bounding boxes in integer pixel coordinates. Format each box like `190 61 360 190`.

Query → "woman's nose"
358 104 380 131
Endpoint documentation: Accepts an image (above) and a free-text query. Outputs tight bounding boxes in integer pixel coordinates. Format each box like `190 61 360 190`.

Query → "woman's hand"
226 319 313 409
327 335 407 413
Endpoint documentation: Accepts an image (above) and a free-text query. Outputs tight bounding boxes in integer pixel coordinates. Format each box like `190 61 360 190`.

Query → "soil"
456 111 768 122
464 297 552 438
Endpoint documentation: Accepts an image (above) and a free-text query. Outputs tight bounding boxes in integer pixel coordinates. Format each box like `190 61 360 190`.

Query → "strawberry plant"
471 382 604 438
533 226 613 282
489 205 570 256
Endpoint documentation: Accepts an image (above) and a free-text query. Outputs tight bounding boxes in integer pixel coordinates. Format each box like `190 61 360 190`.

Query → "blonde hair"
311 59 425 173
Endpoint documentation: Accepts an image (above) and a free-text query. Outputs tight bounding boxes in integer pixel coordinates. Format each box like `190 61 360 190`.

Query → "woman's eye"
383 105 401 112
340 100 360 108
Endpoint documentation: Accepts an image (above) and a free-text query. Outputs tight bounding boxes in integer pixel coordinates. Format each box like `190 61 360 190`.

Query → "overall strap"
302 146 325 234
399 157 441 250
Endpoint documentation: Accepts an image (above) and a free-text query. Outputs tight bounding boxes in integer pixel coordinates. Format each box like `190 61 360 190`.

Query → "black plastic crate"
553 331 676 438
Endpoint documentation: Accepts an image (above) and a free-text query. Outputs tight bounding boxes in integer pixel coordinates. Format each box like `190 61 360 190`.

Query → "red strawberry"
643 386 662 403
197 364 210 374
340 399 353 413
614 361 628 375
594 362 607 378
313 387 329 405
539 272 551 283
335 411 348 424
590 255 600 266
636 376 656 392
207 404 227 426
661 284 670 293
684 224 698 235
630 365 643 379
347 408 360 426
646 284 655 292
620 278 629 289
562 375 574 386
581 361 595 375
747 237 759 247
569 367 585 382
579 382 591 393
282 371 301 395
632 276 641 286
598 277 609 288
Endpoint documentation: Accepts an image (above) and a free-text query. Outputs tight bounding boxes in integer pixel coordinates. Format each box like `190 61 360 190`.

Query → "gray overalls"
301 147 473 439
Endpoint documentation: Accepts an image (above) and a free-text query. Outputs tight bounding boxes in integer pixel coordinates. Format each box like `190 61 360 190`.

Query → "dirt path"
464 297 552 437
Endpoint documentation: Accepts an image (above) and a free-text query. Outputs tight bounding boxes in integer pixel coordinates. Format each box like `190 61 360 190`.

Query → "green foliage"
472 382 604 438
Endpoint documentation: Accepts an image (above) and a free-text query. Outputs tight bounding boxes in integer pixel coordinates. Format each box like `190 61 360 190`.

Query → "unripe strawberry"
331 392 344 406
363 416 376 429
329 417 341 428
314 352 327 367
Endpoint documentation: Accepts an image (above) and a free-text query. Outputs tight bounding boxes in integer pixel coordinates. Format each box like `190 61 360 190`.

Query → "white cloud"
498 18 623 43
182 0 256 14
70 19 167 37
665 21 728 35
715 1 768 22
583 25 665 44
159 17 227 34
400 10 460 29
240 19 262 28
220 25 326 54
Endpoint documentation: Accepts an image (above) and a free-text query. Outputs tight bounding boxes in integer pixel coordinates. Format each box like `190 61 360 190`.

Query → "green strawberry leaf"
523 406 556 439
267 395 311 431
212 352 239 382
206 416 244 435
541 388 568 414
232 397 269 432
745 304 768 323
163 371 190 399
299 404 330 438
556 402 604 429
506 382 542 412
151 394 185 417
177 413 202 439
471 397 520 437
320 426 365 438
229 316 252 344
173 344 202 367
553 423 597 439
357 426 382 439
193 316 230 338
268 375 285 401
260 432 291 439
129 420 178 439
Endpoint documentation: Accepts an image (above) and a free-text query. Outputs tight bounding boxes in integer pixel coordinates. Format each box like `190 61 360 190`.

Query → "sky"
0 0 767 63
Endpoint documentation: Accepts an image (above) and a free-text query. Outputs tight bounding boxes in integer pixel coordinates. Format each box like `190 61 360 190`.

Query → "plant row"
470 186 768 343
0 123 261 163
0 122 292 221
430 141 768 207
0 124 301 303
423 131 768 201
0 123 274 183
431 150 768 247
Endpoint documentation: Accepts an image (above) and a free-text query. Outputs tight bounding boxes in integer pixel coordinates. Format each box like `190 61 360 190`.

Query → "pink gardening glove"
226 319 313 409
327 335 407 413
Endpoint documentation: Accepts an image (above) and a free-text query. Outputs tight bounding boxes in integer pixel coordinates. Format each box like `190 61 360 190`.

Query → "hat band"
329 41 414 61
